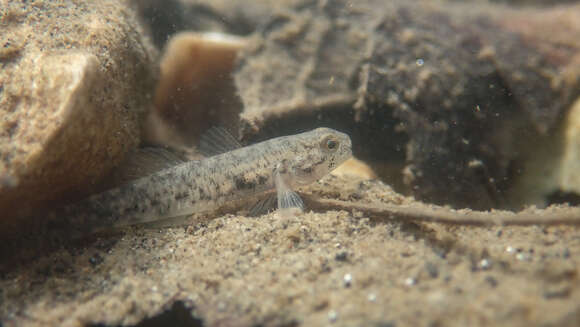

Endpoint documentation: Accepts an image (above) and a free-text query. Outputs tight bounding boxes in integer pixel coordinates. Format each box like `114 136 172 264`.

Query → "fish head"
285 127 353 187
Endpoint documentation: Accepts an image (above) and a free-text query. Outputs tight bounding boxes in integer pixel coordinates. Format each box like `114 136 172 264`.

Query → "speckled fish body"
61 128 352 233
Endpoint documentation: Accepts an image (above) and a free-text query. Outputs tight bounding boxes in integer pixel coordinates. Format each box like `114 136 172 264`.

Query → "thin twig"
303 195 580 226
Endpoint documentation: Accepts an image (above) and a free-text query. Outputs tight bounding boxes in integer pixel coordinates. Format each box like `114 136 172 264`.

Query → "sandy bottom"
1 176 579 327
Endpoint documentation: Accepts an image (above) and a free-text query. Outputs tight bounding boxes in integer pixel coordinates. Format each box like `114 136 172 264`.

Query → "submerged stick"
304 195 580 226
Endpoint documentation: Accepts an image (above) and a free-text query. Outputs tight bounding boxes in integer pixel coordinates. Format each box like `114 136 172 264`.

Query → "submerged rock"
233 0 580 209
0 1 157 228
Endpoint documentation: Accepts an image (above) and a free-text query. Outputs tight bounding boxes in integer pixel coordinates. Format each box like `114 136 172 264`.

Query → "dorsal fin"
198 126 243 157
106 147 189 186
133 147 188 170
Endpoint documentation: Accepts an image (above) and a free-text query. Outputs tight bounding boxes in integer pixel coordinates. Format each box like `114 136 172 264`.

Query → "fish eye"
320 135 339 153
327 139 337 149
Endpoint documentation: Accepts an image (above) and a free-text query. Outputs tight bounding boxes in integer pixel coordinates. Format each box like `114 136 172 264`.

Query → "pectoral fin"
249 194 277 217
278 188 304 210
274 170 304 211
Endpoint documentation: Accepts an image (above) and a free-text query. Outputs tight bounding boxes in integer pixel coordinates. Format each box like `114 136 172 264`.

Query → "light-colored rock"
331 158 377 180
559 98 580 193
146 32 246 147
508 97 580 207
0 1 157 223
